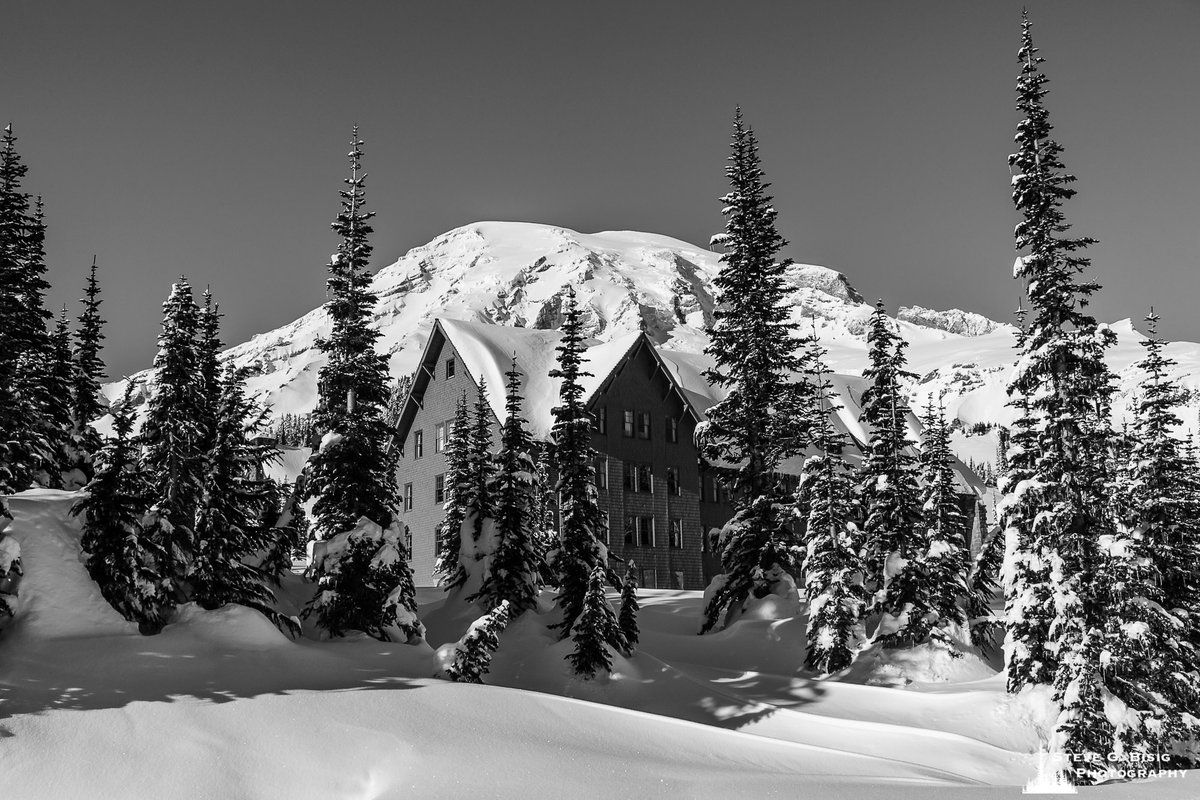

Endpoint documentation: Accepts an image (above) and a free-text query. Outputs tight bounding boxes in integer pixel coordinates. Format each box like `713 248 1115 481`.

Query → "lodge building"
393 318 984 590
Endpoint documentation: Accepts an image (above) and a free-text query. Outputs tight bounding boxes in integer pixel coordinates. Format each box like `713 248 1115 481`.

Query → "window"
669 518 683 549
403 482 413 511
435 422 446 453
700 525 709 553
445 357 455 378
435 474 445 504
404 526 413 559
637 412 651 439
666 466 680 497
599 512 610 545
623 461 635 491
595 457 608 490
637 464 653 493
666 416 679 444
622 409 635 437
624 515 635 545
715 477 730 505
594 406 607 435
699 476 707 503
636 515 655 547
413 430 424 459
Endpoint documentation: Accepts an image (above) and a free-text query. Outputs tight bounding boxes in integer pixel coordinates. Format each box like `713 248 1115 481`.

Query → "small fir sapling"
444 600 513 684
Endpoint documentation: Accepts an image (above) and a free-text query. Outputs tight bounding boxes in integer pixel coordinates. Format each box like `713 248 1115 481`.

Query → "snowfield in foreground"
1 490 1194 799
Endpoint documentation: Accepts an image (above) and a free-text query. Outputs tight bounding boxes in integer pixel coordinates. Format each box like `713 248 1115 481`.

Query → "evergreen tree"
1002 15 1118 782
998 302 1055 688
463 378 497 555
967 525 1005 654
140 278 207 593
797 345 867 674
40 308 77 484
72 387 172 633
700 108 813 633
444 600 513 684
569 565 618 679
191 366 296 634
1097 311 1200 760
70 256 106 479
472 359 543 615
195 287 223 453
857 301 925 645
302 128 417 639
548 287 608 638
617 561 640 655
0 132 51 492
435 393 471 589
305 127 401 539
916 398 970 643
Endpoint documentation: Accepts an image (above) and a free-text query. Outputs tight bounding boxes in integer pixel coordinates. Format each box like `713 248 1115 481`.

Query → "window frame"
403 482 414 512
638 515 655 547
666 416 679 444
666 466 680 497
669 518 683 549
622 409 635 438
413 429 424 459
434 473 446 505
637 411 651 439
434 422 446 453
445 357 455 379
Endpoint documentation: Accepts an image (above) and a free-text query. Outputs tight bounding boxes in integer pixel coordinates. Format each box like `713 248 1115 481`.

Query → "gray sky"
7 1 1199 380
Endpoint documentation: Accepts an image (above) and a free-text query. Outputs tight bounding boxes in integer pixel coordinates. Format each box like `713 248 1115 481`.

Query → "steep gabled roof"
396 318 646 442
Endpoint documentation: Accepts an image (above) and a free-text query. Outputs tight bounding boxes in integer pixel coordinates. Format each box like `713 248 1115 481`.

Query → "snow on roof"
436 318 643 440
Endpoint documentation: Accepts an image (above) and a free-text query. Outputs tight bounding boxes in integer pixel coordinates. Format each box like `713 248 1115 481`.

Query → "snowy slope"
102 221 1200 474
4 490 1196 798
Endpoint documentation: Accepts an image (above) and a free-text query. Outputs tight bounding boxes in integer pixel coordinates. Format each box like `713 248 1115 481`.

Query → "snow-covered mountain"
105 221 1200 470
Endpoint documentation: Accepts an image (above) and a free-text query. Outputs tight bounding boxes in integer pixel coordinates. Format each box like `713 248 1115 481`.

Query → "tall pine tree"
140 277 207 595
191 365 296 634
796 342 867 674
1002 14 1118 782
70 256 107 480
303 127 417 638
435 393 472 590
548 287 608 641
472 359 544 615
700 108 813 633
857 301 926 646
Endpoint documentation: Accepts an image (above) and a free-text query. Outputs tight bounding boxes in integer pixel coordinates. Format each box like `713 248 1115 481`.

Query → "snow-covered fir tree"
304 128 401 539
460 378 497 585
69 256 106 480
569 565 619 679
41 307 77 485
915 397 970 645
857 300 926 646
1096 311 1200 762
0 129 52 493
434 392 471 590
472 359 543 615
1001 14 1119 782
195 287 223 453
699 108 813 633
191 365 296 634
306 516 423 641
998 301 1055 688
548 287 609 640
140 277 207 594
444 600 513 684
796 344 867 674
617 561 640 655
72 386 173 634
302 128 417 638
